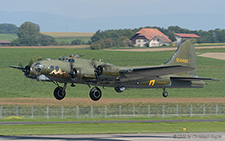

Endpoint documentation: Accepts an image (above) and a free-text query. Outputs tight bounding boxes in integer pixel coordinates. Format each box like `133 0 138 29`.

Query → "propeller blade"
68 56 77 79
89 57 94 65
28 58 34 66
37 56 43 61
9 65 25 70
17 60 24 67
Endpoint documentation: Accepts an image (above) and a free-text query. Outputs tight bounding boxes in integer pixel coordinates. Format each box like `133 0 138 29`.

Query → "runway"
0 132 224 141
1 119 225 125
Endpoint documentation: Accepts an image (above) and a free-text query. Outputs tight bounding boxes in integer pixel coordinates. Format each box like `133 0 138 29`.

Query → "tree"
0 23 18 34
17 22 40 39
39 34 56 46
11 22 56 46
168 32 177 42
71 39 85 45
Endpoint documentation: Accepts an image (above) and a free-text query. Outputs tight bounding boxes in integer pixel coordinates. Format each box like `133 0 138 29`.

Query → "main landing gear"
162 88 168 98
89 87 102 101
52 81 102 101
53 83 67 100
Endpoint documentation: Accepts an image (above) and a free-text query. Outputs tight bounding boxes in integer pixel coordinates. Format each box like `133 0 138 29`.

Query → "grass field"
195 43 225 46
0 116 225 135
40 32 94 38
0 32 94 44
1 121 225 135
0 47 224 99
41 32 94 44
0 34 17 41
0 47 224 136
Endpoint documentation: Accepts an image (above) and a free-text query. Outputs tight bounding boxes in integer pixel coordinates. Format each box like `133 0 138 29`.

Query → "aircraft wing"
119 65 194 80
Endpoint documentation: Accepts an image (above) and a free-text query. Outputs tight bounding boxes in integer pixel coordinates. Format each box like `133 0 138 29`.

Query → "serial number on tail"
176 58 189 64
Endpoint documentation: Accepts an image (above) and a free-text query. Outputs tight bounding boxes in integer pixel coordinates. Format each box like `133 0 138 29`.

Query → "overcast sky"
1 0 225 32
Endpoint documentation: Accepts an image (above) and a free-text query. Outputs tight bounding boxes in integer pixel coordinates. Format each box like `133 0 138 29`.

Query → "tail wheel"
54 87 66 100
89 87 102 101
114 86 125 93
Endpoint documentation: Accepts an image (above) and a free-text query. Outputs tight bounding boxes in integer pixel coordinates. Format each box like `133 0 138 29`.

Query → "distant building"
0 40 11 46
131 28 171 47
174 33 200 43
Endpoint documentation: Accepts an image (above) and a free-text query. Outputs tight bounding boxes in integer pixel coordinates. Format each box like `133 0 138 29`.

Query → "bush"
71 39 85 45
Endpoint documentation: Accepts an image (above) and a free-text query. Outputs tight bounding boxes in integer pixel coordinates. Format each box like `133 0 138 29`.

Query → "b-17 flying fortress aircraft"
10 40 218 101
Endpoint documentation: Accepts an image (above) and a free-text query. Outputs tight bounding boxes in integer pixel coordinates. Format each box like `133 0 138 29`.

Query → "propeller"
9 57 41 77
37 56 43 61
94 65 103 78
89 57 103 78
68 57 77 79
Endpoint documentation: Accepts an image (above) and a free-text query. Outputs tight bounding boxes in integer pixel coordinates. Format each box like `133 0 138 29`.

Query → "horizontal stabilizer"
170 77 219 81
120 65 194 79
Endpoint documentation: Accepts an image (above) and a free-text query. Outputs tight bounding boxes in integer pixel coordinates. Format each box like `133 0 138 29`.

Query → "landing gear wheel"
89 87 102 101
114 86 125 93
162 91 168 98
54 87 66 100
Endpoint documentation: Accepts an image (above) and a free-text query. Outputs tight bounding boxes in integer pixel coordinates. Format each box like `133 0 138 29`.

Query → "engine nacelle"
96 64 119 78
70 68 83 80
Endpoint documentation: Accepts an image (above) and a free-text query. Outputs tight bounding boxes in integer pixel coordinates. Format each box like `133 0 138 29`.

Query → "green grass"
0 34 17 41
1 116 225 135
0 33 92 44
41 32 93 44
0 48 224 98
195 43 225 46
0 121 224 135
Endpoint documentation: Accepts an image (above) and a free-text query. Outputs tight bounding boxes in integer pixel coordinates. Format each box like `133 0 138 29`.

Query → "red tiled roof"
153 35 171 43
136 28 171 42
174 33 200 38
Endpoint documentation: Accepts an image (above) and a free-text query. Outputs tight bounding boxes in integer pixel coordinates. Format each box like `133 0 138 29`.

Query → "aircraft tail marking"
164 40 197 75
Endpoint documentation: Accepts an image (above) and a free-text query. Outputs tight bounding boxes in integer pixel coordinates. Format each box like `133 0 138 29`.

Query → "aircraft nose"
31 62 42 75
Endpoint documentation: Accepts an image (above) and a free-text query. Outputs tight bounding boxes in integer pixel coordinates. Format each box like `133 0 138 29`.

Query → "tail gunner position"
10 40 218 101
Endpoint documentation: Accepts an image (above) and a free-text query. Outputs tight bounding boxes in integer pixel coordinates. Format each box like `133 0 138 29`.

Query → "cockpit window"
68 59 75 63
50 66 54 70
55 66 59 71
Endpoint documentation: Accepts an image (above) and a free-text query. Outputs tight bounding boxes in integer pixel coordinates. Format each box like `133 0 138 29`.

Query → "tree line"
0 23 18 34
2 22 225 47
90 26 225 49
0 22 87 46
